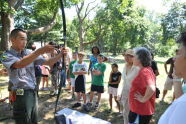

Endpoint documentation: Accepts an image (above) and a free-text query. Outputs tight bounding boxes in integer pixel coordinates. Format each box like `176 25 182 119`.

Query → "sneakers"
50 90 58 96
108 109 112 113
118 112 123 117
82 104 89 112
40 87 44 91
95 102 99 108
85 102 92 112
86 102 92 107
40 87 49 91
44 87 50 91
72 102 81 108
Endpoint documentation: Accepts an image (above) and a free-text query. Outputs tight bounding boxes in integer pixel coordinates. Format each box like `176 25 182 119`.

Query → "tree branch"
75 5 81 21
20 6 30 15
26 11 57 35
82 0 97 21
9 0 17 7
14 0 24 10
83 27 105 46
84 22 92 32
75 2 84 21
79 2 84 13
84 0 96 16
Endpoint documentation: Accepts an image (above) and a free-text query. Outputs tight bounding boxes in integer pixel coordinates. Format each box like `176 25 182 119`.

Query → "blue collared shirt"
1 48 45 90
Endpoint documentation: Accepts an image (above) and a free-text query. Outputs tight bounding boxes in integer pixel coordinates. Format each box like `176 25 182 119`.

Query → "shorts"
91 84 104 93
108 86 118 96
42 75 48 77
164 76 173 90
75 75 85 93
70 78 75 87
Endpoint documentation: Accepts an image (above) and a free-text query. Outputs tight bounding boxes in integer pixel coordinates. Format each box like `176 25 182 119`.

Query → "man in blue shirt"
1 29 67 124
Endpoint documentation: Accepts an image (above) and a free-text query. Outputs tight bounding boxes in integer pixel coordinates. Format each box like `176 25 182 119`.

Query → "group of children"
69 52 122 112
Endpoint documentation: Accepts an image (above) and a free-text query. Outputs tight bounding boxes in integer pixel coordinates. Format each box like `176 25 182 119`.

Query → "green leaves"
161 2 186 44
0 1 16 14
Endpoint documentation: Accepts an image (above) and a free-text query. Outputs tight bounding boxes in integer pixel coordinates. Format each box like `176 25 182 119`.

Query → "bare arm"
164 63 168 75
42 53 63 67
142 85 155 102
108 72 112 84
93 70 102 75
12 45 54 68
88 61 92 74
135 85 156 103
73 71 87 75
110 76 121 84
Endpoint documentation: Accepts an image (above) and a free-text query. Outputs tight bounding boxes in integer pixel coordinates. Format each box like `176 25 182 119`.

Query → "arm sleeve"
166 58 172 64
101 64 106 73
119 72 122 76
122 66 125 80
169 102 186 124
84 63 88 72
141 69 155 86
1 52 19 69
159 100 186 124
72 64 76 73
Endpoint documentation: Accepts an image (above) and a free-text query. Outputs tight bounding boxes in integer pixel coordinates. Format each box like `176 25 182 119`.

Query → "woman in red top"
129 47 156 124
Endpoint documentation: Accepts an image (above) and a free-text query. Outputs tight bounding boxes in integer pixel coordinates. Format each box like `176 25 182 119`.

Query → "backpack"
35 65 42 77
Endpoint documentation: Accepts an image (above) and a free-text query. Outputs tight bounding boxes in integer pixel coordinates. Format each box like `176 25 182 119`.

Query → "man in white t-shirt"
72 52 88 110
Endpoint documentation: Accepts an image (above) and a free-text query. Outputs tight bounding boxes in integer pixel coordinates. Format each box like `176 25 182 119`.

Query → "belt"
15 89 36 96
24 89 36 91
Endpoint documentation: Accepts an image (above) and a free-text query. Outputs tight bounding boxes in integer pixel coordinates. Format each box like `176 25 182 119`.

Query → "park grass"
0 56 174 124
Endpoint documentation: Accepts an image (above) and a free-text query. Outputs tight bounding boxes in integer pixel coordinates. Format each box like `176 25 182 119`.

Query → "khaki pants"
121 89 130 124
122 98 130 124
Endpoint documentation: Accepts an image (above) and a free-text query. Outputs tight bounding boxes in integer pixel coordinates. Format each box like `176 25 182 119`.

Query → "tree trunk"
0 0 57 51
79 22 84 51
112 39 117 56
0 12 14 51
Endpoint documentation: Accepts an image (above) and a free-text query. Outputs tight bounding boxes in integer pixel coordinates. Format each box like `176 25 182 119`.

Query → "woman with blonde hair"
118 49 139 124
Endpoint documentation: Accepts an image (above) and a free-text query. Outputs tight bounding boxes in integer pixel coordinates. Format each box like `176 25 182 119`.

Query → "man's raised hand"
37 45 55 55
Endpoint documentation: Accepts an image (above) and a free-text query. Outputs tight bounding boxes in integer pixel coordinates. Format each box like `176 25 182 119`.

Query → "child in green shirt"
69 52 78 99
88 54 106 109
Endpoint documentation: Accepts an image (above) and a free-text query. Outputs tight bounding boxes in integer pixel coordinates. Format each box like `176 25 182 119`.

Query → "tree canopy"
0 0 185 56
